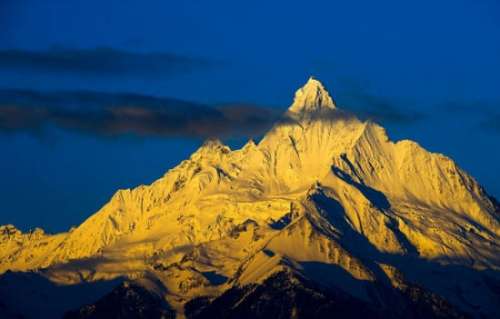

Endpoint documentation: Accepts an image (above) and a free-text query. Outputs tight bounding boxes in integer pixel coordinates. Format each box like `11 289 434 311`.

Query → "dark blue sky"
1 0 499 232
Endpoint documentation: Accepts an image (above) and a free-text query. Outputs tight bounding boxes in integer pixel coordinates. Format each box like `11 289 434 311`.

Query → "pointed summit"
288 77 336 113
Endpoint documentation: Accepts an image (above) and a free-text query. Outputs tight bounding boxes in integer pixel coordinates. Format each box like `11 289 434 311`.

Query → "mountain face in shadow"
186 270 469 319
63 282 175 319
1 78 499 318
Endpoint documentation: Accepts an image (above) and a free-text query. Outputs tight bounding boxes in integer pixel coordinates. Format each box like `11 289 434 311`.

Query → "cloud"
439 100 497 114
438 100 500 134
327 77 426 125
0 85 431 139
0 47 212 77
349 94 425 125
481 114 500 133
0 89 281 139
338 90 425 125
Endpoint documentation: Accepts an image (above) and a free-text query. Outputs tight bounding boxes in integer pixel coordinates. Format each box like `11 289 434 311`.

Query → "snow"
288 76 336 113
1 77 499 318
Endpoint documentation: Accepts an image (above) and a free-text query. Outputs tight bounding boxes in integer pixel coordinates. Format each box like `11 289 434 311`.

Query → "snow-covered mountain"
1 77 499 318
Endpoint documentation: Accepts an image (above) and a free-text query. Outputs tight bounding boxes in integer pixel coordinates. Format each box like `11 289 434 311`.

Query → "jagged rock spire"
288 77 336 113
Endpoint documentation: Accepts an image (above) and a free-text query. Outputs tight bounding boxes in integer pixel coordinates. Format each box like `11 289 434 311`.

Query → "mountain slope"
1 77 499 318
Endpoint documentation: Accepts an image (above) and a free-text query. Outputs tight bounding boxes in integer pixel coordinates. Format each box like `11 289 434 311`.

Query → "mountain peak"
2 76 500 319
190 138 231 161
288 77 336 113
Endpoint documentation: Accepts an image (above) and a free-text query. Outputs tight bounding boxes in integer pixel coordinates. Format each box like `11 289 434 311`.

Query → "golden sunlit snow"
1 78 499 317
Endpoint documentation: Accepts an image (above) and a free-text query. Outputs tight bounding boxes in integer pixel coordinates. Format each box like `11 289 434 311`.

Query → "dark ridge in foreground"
184 270 468 319
63 282 175 319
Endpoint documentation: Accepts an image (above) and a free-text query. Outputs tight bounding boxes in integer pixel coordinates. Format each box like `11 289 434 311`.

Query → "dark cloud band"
438 100 500 134
0 87 428 139
0 89 281 138
0 47 211 77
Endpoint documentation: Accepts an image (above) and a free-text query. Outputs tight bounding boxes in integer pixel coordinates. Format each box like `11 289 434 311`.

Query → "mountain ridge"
1 78 499 318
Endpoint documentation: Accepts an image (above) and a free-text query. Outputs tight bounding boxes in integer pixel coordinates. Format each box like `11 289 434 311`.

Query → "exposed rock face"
1 78 499 318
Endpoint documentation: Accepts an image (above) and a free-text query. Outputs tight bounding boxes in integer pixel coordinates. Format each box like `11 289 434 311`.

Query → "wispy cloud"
439 100 500 134
0 47 212 77
0 77 435 139
0 89 281 138
330 77 426 125
343 92 425 125
481 114 500 133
